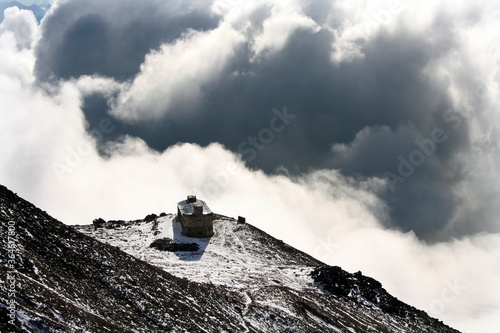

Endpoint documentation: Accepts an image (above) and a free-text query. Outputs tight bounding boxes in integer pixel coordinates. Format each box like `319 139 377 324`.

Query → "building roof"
177 198 212 215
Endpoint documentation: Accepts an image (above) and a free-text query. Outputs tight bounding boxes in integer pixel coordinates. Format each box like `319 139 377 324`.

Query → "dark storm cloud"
38 1 494 241
196 28 474 241
35 0 220 81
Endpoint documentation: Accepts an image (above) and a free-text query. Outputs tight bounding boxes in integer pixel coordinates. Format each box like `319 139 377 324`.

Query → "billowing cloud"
43 0 497 241
0 6 38 50
34 0 220 81
111 22 246 121
0 2 499 332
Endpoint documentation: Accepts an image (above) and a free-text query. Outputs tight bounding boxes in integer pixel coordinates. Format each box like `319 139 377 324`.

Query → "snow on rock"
75 214 319 291
1 183 462 333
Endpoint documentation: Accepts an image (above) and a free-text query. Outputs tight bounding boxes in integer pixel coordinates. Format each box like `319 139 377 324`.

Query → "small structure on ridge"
177 195 214 237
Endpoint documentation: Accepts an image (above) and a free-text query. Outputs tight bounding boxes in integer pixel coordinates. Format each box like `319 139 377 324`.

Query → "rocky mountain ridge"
0 184 461 332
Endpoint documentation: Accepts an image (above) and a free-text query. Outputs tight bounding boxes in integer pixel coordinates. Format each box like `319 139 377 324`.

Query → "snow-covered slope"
0 184 462 332
75 213 462 333
75 214 319 291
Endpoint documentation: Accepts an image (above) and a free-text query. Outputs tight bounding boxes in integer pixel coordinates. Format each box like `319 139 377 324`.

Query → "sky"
1 0 52 5
0 1 499 332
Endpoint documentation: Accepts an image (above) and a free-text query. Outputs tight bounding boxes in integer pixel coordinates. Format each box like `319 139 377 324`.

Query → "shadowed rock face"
149 237 199 252
311 265 427 319
1 184 461 332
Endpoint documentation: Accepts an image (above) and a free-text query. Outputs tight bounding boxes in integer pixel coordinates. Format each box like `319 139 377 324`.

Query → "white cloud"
325 0 407 63
111 24 245 122
0 6 38 50
0 10 36 84
250 3 320 60
73 75 124 99
110 0 321 122
0 2 499 333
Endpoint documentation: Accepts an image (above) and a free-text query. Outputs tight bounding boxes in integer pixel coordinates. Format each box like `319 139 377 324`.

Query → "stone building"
177 195 214 237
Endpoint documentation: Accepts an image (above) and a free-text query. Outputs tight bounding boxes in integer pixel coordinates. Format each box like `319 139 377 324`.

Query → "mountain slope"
76 214 461 332
77 213 321 290
1 185 461 332
0 185 250 332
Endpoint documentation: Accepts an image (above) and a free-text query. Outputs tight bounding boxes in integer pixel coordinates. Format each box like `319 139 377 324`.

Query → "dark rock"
144 214 158 222
105 220 126 229
92 218 106 228
149 238 199 252
311 265 426 319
